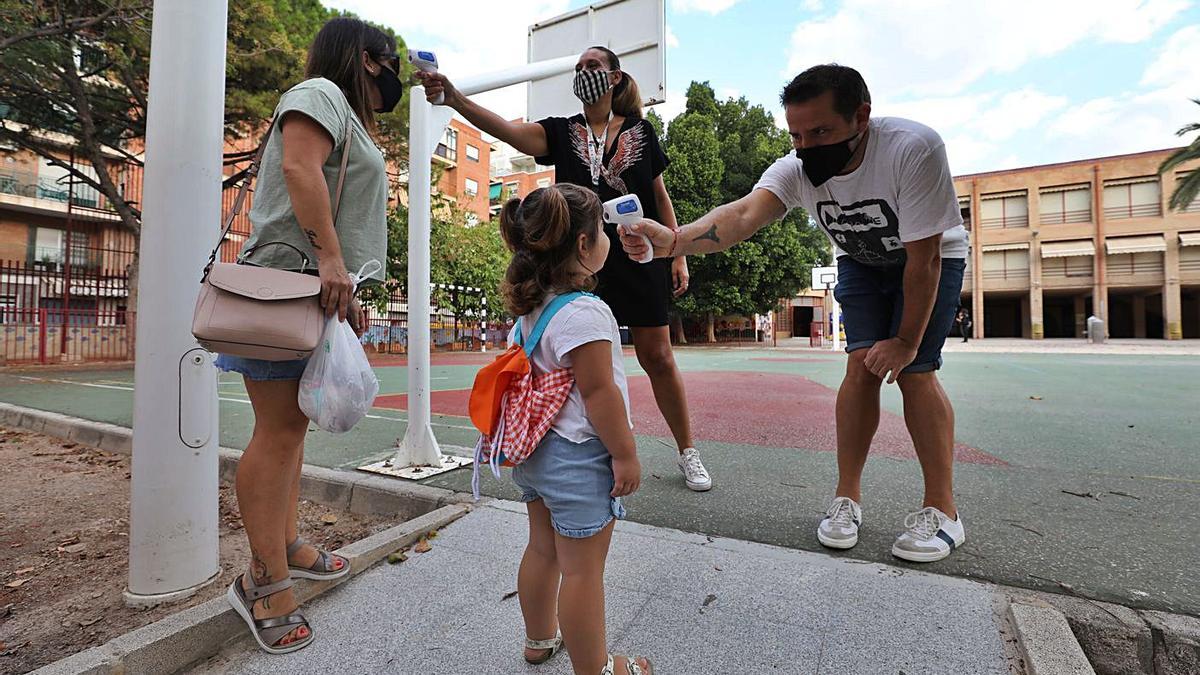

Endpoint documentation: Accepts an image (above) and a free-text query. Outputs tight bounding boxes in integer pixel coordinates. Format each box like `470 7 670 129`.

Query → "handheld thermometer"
602 194 653 264
407 49 444 105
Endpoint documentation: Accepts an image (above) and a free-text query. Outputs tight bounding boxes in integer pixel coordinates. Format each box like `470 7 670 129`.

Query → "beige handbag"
192 117 352 361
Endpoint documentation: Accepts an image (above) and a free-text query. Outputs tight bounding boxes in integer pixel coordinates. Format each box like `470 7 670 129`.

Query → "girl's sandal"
286 536 350 581
226 574 314 654
601 653 653 675
524 629 564 664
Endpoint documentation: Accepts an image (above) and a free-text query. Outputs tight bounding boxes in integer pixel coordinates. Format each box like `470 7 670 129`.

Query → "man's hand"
863 337 918 384
619 218 675 261
671 256 689 297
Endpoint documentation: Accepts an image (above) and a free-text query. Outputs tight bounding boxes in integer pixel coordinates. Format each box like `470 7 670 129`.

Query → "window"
1039 184 1092 224
1178 171 1199 213
466 144 480 162
1042 256 1093 278
0 295 16 324
1103 177 1161 220
981 248 1029 280
957 196 971 230
436 127 458 162
464 178 479 197
505 181 520 199
1180 245 1200 273
1106 252 1163 276
979 191 1028 228
34 228 64 267
537 177 552 189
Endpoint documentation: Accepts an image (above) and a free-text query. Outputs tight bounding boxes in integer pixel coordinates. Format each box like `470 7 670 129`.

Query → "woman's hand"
348 297 366 337
318 257 354 321
414 71 460 108
611 456 642 497
672 256 690 297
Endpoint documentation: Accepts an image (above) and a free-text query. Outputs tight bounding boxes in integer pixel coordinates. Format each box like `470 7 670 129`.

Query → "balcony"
0 170 119 222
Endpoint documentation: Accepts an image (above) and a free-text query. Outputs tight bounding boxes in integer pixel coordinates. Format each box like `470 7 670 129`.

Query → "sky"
323 0 1200 175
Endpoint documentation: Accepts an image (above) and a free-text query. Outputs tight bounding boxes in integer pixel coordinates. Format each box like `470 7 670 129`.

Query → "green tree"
1159 98 1200 212
662 81 826 341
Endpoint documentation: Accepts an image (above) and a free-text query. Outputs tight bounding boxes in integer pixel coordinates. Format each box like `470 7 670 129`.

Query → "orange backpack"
469 292 591 498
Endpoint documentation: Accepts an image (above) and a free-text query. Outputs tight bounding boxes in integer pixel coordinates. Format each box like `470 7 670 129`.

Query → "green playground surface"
1 347 1197 616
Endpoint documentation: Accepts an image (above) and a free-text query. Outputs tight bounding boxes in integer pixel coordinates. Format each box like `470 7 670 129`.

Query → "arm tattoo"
693 224 721 245
304 229 322 250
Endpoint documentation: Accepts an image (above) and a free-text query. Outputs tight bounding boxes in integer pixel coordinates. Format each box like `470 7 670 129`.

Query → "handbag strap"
202 114 354 281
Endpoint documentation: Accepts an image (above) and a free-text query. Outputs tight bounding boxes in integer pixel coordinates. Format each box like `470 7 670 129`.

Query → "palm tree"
1160 99 1200 211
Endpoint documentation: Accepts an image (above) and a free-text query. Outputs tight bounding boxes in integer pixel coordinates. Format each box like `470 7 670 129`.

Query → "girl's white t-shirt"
508 294 632 443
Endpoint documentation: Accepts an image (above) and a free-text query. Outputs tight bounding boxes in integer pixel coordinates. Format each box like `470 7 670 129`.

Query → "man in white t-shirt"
620 64 970 563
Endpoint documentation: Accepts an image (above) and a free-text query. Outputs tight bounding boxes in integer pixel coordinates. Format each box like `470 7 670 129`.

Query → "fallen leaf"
321 514 338 526
5 579 28 588
1029 395 1043 401
91 591 104 599
702 594 717 607
59 543 86 554
427 530 439 539
714 566 723 572
501 590 518 601
387 551 408 564
8 543 20 548
413 538 432 554
13 567 34 575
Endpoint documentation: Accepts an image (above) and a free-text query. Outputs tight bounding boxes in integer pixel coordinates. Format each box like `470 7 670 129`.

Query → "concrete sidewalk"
194 500 1018 675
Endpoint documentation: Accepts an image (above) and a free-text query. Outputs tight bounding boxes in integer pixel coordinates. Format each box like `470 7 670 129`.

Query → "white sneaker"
817 496 862 549
677 447 712 491
892 507 965 563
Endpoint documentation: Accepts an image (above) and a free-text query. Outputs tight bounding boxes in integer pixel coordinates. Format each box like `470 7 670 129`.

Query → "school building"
955 148 1200 340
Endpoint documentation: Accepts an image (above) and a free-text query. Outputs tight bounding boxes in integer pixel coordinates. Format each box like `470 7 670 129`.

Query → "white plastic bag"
298 261 381 433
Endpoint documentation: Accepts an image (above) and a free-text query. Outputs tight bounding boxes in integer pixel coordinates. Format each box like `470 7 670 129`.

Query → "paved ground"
1 345 1197 617
193 501 1017 675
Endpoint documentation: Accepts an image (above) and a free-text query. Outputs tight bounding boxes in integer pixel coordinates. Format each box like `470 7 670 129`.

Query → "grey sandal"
601 654 653 675
226 574 314 655
524 629 563 664
286 537 350 581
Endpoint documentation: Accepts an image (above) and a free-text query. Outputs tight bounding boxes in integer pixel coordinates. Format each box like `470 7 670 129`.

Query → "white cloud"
669 0 744 15
802 0 824 11
654 87 688 128
784 0 1189 99
665 25 680 48
1140 24 1200 93
323 0 571 121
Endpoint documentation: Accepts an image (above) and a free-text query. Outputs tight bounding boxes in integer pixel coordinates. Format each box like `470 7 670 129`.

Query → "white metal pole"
392 87 443 467
456 55 579 97
125 0 225 606
831 294 840 352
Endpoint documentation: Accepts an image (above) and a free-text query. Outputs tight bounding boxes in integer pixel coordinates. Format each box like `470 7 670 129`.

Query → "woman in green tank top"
218 17 400 655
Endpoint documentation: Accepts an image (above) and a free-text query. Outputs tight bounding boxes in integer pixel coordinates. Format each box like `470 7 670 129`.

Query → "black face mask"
796 129 862 187
373 66 403 114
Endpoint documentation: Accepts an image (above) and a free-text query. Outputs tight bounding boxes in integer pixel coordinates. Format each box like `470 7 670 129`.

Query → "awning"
1180 232 1200 247
488 183 502 201
981 242 1029 252
1105 235 1166 255
1041 240 1095 258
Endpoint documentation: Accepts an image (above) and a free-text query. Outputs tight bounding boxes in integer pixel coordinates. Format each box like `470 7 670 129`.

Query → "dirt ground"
0 427 396 674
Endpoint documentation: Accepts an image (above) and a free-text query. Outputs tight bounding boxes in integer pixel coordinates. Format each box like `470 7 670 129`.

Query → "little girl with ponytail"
493 183 654 674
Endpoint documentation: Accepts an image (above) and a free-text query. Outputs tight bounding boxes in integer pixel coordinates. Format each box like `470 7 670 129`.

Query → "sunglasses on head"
377 52 401 74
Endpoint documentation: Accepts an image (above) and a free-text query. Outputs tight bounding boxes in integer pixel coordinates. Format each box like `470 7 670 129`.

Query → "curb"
32 503 473 675
1009 601 1096 675
0 402 475 520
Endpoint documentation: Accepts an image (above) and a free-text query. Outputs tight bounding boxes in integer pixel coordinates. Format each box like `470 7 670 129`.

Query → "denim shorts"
833 256 966 374
214 353 309 381
512 431 627 539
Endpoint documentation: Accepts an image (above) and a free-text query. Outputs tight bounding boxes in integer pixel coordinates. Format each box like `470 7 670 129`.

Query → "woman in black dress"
417 47 712 493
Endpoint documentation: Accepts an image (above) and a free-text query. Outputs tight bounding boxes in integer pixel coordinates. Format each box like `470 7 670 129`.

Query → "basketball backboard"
527 0 665 122
811 265 838 290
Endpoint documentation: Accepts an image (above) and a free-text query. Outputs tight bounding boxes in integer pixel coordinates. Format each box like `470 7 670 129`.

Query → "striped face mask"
573 69 612 105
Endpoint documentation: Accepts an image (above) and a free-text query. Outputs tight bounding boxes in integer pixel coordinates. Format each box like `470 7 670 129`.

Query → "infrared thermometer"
407 49 444 105
602 194 653 264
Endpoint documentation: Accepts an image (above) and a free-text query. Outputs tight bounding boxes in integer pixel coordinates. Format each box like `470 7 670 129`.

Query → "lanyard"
585 112 613 188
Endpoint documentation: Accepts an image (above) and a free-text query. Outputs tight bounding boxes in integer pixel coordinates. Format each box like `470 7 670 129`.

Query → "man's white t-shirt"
754 116 969 267
508 294 632 444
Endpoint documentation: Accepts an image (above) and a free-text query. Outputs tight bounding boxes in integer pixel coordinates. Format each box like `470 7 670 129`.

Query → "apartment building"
954 148 1200 340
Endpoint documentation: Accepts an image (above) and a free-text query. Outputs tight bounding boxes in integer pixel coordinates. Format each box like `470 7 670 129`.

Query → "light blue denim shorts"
512 431 627 539
214 353 309 381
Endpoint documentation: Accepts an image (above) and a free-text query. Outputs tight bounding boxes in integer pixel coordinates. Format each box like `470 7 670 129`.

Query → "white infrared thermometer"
602 194 653 264
407 49 444 105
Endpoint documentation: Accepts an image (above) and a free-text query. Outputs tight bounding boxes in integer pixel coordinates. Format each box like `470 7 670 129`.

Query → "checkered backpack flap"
468 292 591 499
